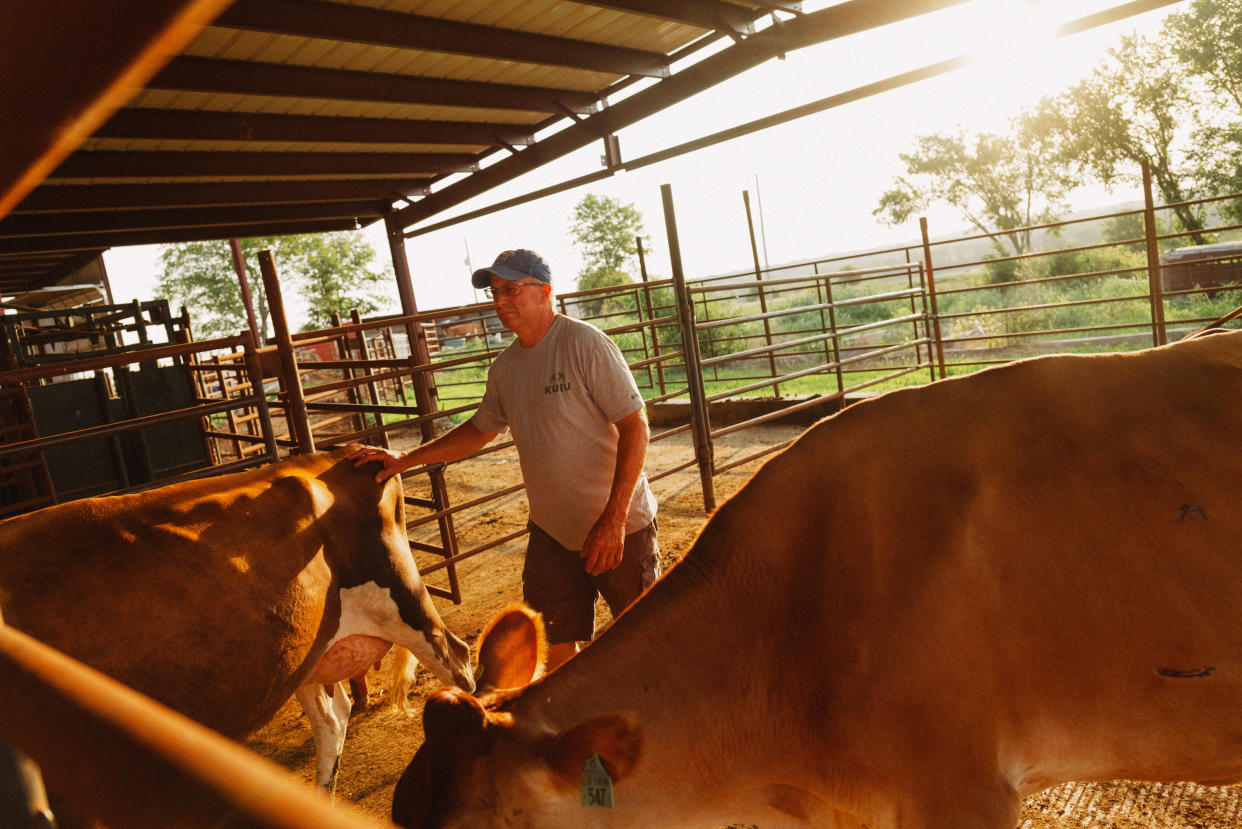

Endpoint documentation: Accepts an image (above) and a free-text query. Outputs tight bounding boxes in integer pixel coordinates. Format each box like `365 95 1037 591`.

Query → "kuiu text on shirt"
545 372 571 394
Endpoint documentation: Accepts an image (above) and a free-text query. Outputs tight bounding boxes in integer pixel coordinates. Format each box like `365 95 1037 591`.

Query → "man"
350 249 658 670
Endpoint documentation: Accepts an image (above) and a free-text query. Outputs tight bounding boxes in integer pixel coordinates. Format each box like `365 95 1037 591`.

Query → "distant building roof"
1161 241 1242 263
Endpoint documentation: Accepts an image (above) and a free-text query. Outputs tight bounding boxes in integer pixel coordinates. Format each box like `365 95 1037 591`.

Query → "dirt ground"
244 422 1242 827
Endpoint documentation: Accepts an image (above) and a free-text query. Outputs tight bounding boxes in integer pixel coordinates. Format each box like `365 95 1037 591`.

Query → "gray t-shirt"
471 314 657 550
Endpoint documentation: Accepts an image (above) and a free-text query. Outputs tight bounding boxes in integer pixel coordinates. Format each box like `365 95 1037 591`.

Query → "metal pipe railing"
0 621 389 829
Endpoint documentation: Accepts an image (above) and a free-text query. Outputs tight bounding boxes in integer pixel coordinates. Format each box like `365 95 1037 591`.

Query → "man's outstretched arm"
349 419 498 482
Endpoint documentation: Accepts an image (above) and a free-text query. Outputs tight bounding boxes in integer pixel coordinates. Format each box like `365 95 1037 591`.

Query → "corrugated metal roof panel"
83 138 489 154
9 0 1038 295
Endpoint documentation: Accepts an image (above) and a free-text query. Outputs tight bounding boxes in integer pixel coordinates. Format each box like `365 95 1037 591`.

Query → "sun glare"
961 0 1060 105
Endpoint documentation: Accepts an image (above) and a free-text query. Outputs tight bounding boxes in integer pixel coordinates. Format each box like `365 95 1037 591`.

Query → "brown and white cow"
0 445 473 794
394 330 1242 829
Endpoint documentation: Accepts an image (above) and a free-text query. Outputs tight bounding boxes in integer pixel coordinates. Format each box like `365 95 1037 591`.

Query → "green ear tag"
579 753 614 808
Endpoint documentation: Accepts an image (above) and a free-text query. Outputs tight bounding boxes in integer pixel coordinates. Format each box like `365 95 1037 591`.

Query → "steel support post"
919 217 947 380
228 238 263 346
818 264 845 395
1141 160 1169 347
350 309 390 449
242 329 280 463
661 183 715 513
257 250 314 454
743 190 779 395
636 237 668 397
386 213 460 603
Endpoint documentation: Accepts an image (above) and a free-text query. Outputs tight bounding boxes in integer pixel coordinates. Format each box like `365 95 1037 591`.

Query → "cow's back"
719 330 1242 790
0 452 347 738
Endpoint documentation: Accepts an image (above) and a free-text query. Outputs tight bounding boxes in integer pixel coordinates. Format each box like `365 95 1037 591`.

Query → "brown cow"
394 331 1242 828
0 446 473 795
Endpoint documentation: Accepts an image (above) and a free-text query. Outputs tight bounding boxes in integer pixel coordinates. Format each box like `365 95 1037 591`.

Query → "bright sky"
102 0 1183 323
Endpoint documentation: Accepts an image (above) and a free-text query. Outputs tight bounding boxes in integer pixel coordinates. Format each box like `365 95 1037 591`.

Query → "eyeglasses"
484 281 544 300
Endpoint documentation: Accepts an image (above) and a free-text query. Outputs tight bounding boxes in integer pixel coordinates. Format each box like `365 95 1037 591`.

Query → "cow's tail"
387 647 419 715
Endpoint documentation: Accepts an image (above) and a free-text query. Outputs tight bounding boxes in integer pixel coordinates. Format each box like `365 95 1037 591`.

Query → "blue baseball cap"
471 249 552 289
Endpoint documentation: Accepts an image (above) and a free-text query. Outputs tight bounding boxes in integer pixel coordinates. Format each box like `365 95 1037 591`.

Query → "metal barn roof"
1 0 1178 298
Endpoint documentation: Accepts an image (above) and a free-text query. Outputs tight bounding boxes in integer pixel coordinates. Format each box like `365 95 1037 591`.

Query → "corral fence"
0 309 280 519
4 175 1241 601
0 613 387 828
183 176 1242 602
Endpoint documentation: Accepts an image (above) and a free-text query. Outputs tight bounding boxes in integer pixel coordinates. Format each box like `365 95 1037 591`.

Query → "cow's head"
392 606 643 829
317 450 473 692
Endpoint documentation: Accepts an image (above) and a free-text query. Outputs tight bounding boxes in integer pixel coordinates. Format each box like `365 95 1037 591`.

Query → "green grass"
288 273 1242 427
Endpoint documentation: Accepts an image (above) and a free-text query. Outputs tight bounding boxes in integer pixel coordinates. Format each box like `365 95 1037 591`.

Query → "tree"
569 194 650 291
873 127 1075 257
1165 0 1242 113
280 232 390 331
1165 0 1242 221
1023 32 1212 243
1101 212 1149 254
576 266 635 294
156 232 394 338
156 238 275 339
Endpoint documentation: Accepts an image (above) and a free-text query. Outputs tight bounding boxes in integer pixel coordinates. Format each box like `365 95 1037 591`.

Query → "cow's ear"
477 605 545 692
544 712 643 791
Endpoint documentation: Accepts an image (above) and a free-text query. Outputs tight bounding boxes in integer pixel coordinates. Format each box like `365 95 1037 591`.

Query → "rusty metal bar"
1142 160 1169 347
386 211 461 603
0 622 387 829
404 482 526 528
242 331 281 463
711 439 798 476
288 357 420 404
709 363 928 443
939 291 1154 323
919 216 947 379
351 308 389 449
742 189 780 395
382 326 411 405
705 338 929 402
701 314 924 368
330 311 364 441
258 249 314 454
228 238 263 345
303 401 421 415
645 454 702 484
643 389 692 408
942 320 1171 347
622 350 681 372
902 247 927 379
212 356 241 461
637 241 669 398
0 396 265 459
201 429 269 444
417 527 530 578
818 264 846 395
293 356 423 372
688 262 916 295
0 334 247 386
662 182 715 513
699 294 918 336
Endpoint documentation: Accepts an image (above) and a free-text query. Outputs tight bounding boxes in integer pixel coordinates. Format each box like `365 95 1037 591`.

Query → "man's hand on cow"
348 446 408 483
581 516 626 576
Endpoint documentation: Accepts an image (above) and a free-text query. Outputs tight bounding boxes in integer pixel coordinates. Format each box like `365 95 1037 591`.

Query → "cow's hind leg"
294 683 353 794
348 672 370 715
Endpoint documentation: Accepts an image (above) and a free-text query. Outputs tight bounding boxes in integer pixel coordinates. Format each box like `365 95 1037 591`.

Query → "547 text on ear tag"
580 753 614 808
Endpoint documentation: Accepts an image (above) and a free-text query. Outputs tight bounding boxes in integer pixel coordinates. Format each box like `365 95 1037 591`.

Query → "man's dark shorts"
522 520 660 645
